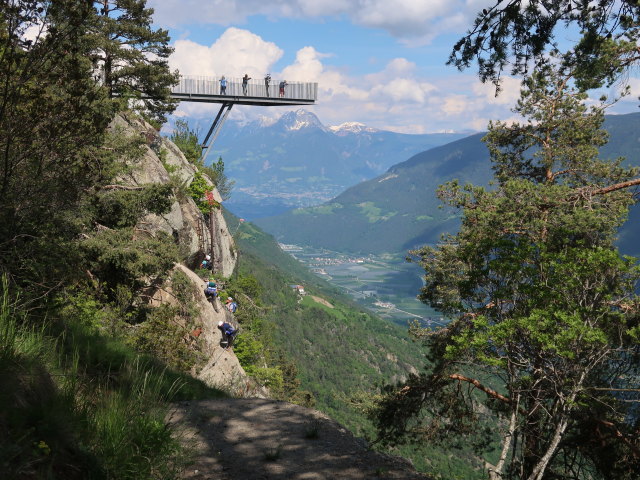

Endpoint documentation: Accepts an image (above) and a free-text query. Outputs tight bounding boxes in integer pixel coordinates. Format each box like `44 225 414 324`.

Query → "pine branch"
448 373 512 404
592 177 640 195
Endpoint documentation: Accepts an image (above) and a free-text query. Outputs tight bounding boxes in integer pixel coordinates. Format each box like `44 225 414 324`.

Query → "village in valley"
279 243 446 327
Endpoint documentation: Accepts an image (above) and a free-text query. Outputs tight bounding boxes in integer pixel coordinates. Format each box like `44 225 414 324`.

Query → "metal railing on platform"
172 75 318 101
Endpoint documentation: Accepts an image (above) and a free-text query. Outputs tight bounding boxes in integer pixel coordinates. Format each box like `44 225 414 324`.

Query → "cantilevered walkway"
172 75 317 106
170 75 318 162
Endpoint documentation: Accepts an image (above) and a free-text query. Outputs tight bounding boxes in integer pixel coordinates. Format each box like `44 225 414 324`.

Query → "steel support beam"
199 102 233 165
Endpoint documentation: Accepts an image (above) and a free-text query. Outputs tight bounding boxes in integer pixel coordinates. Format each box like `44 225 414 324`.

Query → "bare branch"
448 373 512 404
101 184 144 191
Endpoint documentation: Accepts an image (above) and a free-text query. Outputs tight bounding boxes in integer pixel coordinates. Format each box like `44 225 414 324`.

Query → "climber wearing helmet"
200 254 212 270
226 297 237 313
217 320 237 348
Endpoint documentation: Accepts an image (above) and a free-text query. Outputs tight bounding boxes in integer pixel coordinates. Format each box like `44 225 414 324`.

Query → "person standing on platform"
264 73 271 97
219 76 227 95
242 74 251 95
279 80 287 97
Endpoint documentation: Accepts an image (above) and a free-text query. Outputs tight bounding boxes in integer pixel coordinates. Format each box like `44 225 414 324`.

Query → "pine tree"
0 0 118 293
0 1 179 301
92 0 178 123
170 119 202 165
373 64 640 480
450 0 640 89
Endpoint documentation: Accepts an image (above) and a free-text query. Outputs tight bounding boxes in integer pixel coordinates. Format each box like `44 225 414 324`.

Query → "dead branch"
592 177 640 195
449 373 512 404
102 184 144 191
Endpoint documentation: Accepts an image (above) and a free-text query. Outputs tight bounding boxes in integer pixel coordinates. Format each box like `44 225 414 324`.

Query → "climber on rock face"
217 320 237 348
200 254 212 270
204 278 217 299
226 296 237 313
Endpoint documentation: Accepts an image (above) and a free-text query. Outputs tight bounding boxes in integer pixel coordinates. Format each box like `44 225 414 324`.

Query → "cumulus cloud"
170 27 283 78
149 0 493 45
169 27 527 134
472 76 523 106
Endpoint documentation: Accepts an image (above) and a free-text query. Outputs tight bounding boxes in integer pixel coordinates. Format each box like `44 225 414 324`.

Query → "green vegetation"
0 3 222 478
169 119 203 164
3 1 638 479
188 170 221 213
373 64 640 479
357 202 397 223
293 203 344 215
449 0 640 90
256 111 640 257
94 0 178 123
0 277 223 479
202 157 235 201
169 118 235 201
225 209 488 477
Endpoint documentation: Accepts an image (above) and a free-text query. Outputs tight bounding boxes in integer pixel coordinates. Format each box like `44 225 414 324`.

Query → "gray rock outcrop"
111 113 249 393
111 113 236 277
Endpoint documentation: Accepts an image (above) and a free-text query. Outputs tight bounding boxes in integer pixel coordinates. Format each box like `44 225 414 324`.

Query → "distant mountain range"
254 112 640 257
210 109 471 219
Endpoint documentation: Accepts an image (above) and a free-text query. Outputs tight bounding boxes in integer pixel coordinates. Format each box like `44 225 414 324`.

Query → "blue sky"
148 0 640 134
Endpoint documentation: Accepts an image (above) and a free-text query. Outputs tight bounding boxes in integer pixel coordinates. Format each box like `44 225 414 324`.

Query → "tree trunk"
527 373 587 480
527 414 569 480
489 396 519 480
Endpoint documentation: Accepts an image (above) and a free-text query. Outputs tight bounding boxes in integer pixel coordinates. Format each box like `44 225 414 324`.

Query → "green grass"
0 278 224 479
299 296 347 321
293 203 343 215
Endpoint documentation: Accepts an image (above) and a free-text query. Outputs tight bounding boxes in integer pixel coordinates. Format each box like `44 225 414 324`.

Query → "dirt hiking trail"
170 398 430 480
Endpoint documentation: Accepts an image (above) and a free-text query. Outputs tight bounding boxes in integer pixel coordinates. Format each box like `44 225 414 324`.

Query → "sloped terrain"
211 109 469 218
170 398 430 480
255 112 640 256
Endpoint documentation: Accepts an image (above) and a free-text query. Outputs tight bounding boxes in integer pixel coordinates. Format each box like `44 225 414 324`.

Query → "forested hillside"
256 112 640 256
225 209 491 477
3 1 640 480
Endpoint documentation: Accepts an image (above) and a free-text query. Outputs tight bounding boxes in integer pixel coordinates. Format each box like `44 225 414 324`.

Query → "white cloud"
170 27 283 78
169 28 525 134
472 76 522 106
149 0 494 45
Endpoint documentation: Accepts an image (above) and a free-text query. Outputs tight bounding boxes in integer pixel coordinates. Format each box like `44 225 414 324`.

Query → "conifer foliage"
0 0 116 293
450 0 640 90
0 1 178 300
92 0 178 123
373 64 640 479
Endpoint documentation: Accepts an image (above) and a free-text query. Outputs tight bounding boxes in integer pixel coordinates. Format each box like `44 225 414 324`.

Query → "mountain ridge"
210 109 472 219
254 112 640 256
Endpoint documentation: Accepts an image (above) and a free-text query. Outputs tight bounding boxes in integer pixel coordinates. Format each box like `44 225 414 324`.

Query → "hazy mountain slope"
254 132 489 253
255 112 640 255
211 110 470 219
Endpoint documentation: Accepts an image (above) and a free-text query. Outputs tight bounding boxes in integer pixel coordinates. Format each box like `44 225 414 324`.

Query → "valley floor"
283 246 444 326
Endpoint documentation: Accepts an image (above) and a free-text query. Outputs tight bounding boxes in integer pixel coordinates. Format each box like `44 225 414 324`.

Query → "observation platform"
171 75 317 106
169 75 318 162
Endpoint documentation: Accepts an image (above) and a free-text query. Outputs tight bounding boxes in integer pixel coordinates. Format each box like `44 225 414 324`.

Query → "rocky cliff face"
113 113 254 394
112 113 236 277
150 264 260 396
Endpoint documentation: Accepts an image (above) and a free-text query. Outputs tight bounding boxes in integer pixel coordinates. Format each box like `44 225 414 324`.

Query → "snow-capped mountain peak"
328 122 379 135
277 109 327 132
